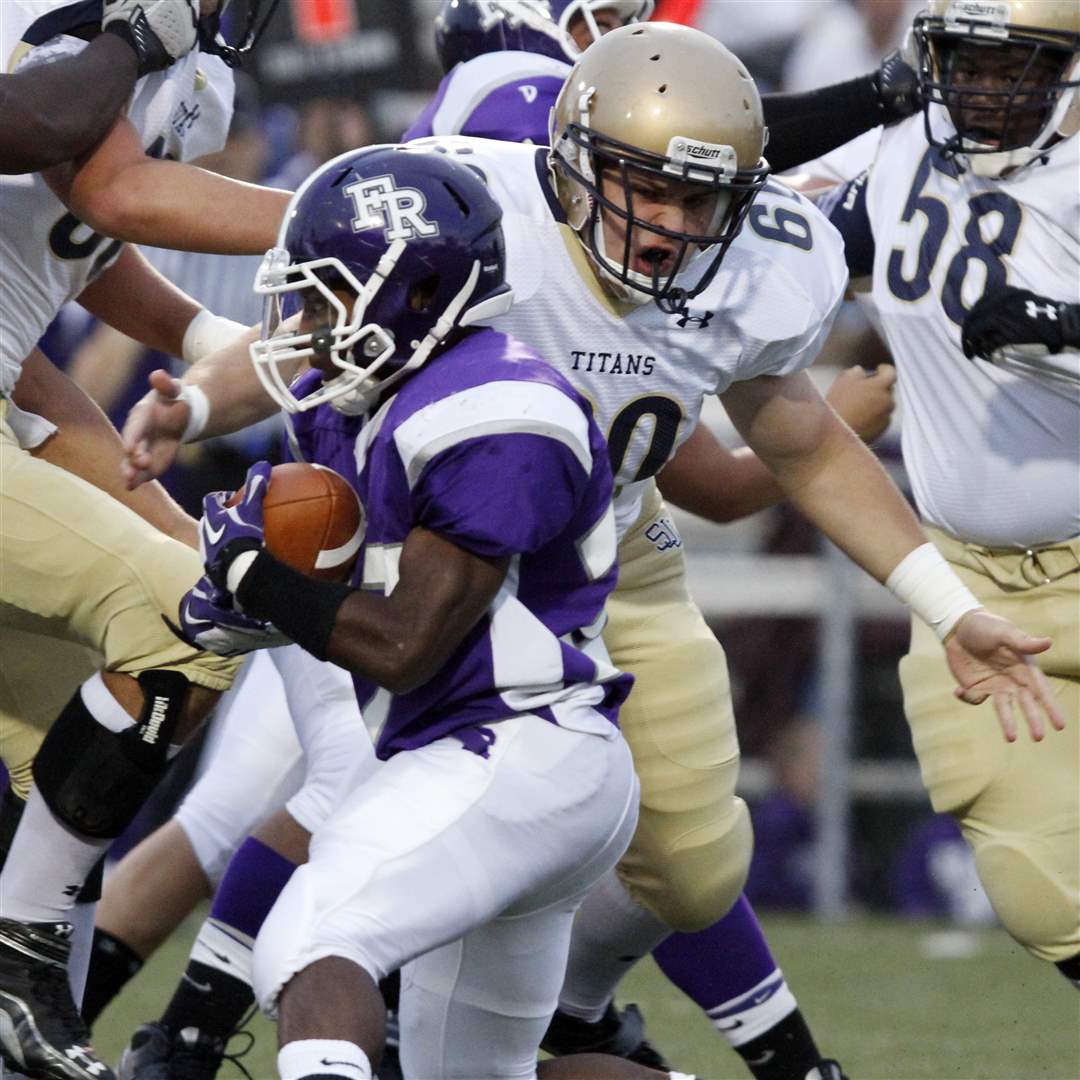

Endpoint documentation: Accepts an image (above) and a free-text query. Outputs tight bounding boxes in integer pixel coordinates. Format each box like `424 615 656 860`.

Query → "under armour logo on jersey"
171 100 201 135
345 176 440 242
675 308 714 330
1025 300 1058 321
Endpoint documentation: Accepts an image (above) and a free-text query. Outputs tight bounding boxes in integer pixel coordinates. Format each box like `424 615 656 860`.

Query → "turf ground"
93 910 1080 1080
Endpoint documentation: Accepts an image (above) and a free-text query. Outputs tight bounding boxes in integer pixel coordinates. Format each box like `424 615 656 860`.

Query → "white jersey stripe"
393 380 593 488
432 51 570 137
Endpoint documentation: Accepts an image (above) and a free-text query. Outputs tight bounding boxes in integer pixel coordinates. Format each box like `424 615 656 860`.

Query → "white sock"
0 786 109 923
0 676 135 923
190 917 255 985
707 970 798 1048
558 867 670 1022
277 1039 371 1080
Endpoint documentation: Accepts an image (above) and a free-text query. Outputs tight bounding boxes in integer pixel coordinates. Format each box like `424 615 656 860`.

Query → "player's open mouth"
632 245 678 277
965 124 1003 147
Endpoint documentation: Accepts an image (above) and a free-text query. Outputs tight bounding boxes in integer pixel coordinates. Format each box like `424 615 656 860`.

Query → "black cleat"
0 918 113 1079
117 1021 253 1080
806 1061 849 1080
541 1002 671 1070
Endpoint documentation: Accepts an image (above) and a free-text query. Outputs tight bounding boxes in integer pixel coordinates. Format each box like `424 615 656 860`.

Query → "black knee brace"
32 670 190 839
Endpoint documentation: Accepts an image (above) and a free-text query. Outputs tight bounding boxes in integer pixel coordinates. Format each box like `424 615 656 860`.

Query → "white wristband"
226 550 259 597
178 384 210 443
181 308 247 365
886 542 983 642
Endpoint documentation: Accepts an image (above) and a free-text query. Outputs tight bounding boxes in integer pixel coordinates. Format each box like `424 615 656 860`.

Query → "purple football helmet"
250 145 513 416
433 1 654 72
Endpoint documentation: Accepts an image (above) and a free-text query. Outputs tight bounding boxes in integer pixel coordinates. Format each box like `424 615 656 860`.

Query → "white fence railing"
683 542 923 919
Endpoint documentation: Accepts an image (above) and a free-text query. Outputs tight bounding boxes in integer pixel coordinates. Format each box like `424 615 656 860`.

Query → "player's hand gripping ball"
226 462 364 582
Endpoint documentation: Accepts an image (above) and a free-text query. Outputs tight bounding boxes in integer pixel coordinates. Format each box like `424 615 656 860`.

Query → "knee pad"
33 670 190 839
974 837 1080 963
618 795 753 933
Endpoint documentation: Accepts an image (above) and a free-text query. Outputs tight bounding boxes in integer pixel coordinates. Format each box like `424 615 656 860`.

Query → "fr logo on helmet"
345 176 441 242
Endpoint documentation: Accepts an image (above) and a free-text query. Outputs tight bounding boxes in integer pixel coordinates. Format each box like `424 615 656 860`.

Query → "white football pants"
254 712 639 1080
176 646 374 886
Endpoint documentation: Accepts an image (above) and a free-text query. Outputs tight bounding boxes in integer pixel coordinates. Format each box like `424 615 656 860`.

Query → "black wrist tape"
236 550 353 661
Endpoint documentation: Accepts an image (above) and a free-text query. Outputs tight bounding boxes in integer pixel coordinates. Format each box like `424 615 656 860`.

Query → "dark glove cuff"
207 537 263 592
236 550 353 661
103 17 172 77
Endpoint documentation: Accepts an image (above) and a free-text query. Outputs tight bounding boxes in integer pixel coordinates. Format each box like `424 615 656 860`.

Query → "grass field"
92 911 1080 1080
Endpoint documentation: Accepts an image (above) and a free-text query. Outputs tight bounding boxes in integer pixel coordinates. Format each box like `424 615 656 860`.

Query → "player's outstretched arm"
658 365 896 523
0 35 138 174
761 50 920 173
0 0 198 173
120 328 273 490
43 115 291 255
720 369 1063 742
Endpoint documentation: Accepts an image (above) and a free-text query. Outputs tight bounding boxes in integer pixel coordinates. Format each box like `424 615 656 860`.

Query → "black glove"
872 49 922 125
102 0 199 77
961 287 1079 360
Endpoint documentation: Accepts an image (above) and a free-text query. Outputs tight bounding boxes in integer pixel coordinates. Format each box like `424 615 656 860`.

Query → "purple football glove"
175 574 290 657
200 460 272 589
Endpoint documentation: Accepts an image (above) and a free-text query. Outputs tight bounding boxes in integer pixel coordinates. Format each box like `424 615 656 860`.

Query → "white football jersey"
406 137 848 534
0 0 234 395
859 118 1080 548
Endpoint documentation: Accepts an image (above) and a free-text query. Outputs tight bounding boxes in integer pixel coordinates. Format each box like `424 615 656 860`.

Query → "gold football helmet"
549 22 769 309
914 0 1080 176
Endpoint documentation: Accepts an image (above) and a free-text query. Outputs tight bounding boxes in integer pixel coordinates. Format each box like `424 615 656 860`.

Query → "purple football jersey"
285 328 630 759
403 50 569 146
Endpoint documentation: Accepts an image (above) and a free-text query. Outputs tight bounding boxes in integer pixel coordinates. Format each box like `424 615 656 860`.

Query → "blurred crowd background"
38 0 993 932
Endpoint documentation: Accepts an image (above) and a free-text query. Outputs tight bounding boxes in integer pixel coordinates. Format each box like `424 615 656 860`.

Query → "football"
230 463 363 582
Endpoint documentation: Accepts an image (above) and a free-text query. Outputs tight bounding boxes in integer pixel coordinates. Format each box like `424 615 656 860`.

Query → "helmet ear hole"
408 275 441 313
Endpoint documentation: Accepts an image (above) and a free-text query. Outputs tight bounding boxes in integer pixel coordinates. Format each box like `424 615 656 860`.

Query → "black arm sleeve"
0 33 138 175
236 550 353 662
763 74 887 173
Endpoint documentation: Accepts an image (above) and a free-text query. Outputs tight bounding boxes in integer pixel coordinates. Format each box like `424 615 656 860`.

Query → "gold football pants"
0 400 238 798
603 482 751 931
900 525 1079 963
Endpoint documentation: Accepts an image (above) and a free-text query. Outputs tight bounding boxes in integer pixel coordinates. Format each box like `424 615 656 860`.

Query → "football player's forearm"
658 428 784 524
77 245 202 357
763 75 886 173
774 423 925 584
74 160 291 254
237 530 508 694
0 36 137 174
183 330 280 438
